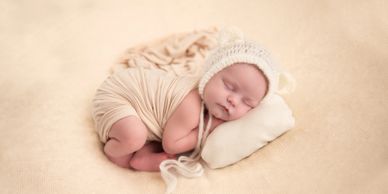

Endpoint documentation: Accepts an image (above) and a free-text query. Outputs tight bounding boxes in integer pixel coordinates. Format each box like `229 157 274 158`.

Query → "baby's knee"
109 116 148 151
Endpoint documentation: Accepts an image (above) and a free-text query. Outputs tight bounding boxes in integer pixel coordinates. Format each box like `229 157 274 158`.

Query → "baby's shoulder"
167 89 202 128
180 89 202 114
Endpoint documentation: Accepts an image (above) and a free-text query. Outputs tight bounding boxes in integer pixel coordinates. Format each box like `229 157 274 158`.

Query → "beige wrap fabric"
90 29 220 194
112 28 218 76
92 29 218 143
92 68 199 143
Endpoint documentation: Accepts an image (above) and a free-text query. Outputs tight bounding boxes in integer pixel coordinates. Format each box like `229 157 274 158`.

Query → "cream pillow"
201 94 295 169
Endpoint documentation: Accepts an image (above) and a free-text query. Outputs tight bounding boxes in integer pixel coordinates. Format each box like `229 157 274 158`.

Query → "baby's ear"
277 72 296 94
201 94 295 169
217 26 244 47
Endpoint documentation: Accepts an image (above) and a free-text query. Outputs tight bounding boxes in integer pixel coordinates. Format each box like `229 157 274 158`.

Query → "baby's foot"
130 151 175 171
166 153 177 159
106 154 133 168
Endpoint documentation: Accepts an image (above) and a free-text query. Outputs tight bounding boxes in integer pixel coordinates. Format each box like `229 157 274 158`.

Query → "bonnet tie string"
159 102 212 194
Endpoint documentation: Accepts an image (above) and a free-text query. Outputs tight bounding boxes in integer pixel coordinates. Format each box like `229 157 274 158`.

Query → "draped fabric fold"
112 28 219 77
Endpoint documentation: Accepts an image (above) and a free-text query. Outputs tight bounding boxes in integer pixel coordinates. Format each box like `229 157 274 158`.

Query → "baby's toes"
165 153 177 159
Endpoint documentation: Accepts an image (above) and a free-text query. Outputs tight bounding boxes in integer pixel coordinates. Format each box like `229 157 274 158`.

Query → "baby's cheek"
242 106 252 115
234 107 250 119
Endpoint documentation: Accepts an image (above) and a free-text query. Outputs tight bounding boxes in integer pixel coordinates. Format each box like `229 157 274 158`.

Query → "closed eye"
243 99 255 108
223 80 234 91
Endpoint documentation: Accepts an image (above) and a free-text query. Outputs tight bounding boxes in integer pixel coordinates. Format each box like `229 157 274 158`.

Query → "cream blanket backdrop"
1 0 387 193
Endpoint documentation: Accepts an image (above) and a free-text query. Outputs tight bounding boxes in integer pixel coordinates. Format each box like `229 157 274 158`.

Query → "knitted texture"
198 27 281 102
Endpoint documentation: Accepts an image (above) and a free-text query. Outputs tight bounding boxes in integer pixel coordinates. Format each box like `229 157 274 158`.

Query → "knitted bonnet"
198 27 295 101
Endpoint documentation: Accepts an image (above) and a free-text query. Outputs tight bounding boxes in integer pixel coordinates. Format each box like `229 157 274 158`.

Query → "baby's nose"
227 95 239 107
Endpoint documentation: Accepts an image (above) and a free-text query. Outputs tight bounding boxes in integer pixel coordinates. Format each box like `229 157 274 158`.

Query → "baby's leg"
104 116 148 168
130 141 176 171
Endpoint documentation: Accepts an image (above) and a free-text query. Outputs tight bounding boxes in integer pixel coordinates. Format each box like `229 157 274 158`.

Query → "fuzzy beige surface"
1 0 387 193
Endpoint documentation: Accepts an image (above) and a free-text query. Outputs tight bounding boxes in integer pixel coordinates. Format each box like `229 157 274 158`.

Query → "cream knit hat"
198 27 296 102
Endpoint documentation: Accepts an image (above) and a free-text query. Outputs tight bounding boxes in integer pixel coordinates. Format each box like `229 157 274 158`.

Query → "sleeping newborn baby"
92 28 276 172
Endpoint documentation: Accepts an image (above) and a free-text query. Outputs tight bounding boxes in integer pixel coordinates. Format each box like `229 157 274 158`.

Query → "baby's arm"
162 90 202 155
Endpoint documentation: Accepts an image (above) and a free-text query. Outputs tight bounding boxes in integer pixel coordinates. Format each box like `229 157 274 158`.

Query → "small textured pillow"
201 94 295 169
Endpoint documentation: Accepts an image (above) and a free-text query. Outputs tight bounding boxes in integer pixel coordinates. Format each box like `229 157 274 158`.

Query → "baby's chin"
208 108 229 121
205 103 235 121
213 110 244 121
206 108 220 119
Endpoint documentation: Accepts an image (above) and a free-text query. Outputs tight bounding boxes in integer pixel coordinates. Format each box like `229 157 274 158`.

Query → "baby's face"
203 63 268 121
